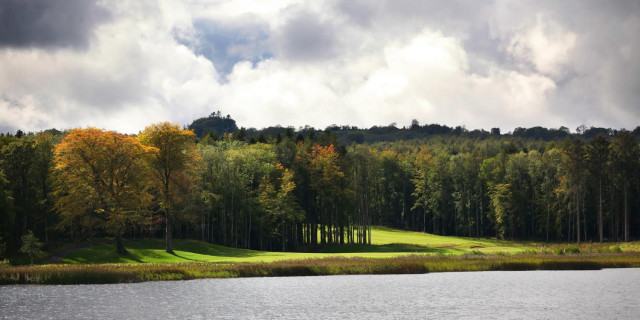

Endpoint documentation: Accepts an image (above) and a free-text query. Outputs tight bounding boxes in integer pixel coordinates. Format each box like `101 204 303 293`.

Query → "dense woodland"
1 113 640 257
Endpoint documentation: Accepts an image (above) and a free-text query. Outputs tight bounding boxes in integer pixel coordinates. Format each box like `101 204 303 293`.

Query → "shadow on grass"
170 252 197 262
61 239 274 264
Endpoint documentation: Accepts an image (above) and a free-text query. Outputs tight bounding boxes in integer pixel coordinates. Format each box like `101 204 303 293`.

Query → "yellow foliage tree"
54 128 152 254
138 122 200 253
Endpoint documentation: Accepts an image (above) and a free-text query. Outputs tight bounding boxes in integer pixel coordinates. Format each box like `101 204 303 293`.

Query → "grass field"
59 227 539 264
3 227 640 285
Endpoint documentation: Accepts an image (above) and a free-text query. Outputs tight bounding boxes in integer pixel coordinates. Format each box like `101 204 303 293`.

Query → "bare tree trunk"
546 202 550 242
576 189 580 244
247 197 252 249
166 214 174 253
116 232 127 255
281 222 286 252
624 186 629 242
598 177 603 243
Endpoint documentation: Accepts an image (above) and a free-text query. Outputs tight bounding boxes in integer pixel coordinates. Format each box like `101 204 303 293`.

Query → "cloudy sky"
1 0 639 134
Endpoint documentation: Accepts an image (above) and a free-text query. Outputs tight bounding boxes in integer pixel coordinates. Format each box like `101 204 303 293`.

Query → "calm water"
1 269 639 319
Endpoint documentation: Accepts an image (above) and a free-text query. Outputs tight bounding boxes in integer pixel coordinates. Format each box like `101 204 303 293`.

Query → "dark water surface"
2 268 639 319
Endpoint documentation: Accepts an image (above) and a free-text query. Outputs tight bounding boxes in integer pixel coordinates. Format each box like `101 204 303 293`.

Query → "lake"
2 269 639 319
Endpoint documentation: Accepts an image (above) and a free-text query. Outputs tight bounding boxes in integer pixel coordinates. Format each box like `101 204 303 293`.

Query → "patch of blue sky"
180 19 274 78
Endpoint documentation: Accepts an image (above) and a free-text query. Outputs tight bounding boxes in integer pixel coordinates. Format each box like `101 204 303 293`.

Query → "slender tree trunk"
624 186 629 242
281 222 286 252
166 215 173 254
423 209 426 233
576 189 580 244
248 197 252 249
116 232 127 255
201 209 205 242
546 202 550 242
598 177 603 243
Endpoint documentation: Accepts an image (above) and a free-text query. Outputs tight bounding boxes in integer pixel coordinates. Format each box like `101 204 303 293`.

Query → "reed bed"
2 253 639 285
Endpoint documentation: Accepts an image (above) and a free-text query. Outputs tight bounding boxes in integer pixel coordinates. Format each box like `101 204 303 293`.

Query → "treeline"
1 122 639 258
188 112 640 145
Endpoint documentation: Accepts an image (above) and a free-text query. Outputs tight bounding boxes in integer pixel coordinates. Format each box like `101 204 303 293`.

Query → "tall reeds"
1 253 639 285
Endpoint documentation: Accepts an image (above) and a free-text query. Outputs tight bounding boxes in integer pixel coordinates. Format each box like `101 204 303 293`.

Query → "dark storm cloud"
275 10 339 62
0 0 110 49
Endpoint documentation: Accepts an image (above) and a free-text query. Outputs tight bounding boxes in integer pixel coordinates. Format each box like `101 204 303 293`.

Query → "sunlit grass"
369 226 531 253
4 226 640 285
60 227 537 264
57 227 640 265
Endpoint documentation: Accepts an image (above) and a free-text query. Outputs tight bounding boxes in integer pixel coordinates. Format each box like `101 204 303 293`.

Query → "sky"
1 0 639 134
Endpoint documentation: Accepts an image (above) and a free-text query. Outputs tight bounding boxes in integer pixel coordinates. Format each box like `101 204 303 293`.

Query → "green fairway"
368 227 528 252
59 227 537 264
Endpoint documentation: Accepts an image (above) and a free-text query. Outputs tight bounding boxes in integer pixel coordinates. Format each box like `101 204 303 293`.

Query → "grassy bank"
2 253 640 285
57 226 635 265
3 226 639 285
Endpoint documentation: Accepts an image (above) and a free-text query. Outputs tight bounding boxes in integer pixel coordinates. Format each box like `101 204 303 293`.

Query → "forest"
1 113 639 259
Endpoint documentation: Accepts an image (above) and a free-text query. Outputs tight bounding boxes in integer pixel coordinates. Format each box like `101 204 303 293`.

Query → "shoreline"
2 253 640 285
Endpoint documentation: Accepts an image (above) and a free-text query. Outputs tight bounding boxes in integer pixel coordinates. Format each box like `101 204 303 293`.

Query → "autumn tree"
306 144 347 245
488 183 513 239
54 128 152 254
138 122 200 254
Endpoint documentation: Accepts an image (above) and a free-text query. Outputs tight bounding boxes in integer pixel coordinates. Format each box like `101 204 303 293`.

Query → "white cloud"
0 0 222 133
0 0 638 134
507 15 577 77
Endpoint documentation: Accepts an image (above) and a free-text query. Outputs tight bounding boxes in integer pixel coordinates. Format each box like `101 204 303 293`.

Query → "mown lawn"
60 227 538 264
57 226 640 265
5 227 640 285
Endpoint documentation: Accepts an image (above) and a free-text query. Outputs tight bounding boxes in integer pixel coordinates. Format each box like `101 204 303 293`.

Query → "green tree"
560 138 587 244
0 235 6 259
33 132 55 247
587 135 609 242
505 152 531 239
1 139 35 239
259 164 303 251
19 230 43 265
539 148 562 241
610 131 639 242
412 148 440 233
0 168 13 255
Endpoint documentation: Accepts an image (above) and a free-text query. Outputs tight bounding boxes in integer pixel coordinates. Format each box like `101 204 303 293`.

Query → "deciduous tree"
54 128 152 254
138 122 200 253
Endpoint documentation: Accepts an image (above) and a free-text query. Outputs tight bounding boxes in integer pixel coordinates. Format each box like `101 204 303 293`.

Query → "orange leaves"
54 128 151 234
305 144 345 180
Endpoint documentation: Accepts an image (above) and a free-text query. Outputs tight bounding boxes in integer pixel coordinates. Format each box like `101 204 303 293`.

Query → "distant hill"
188 111 238 137
185 112 639 144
